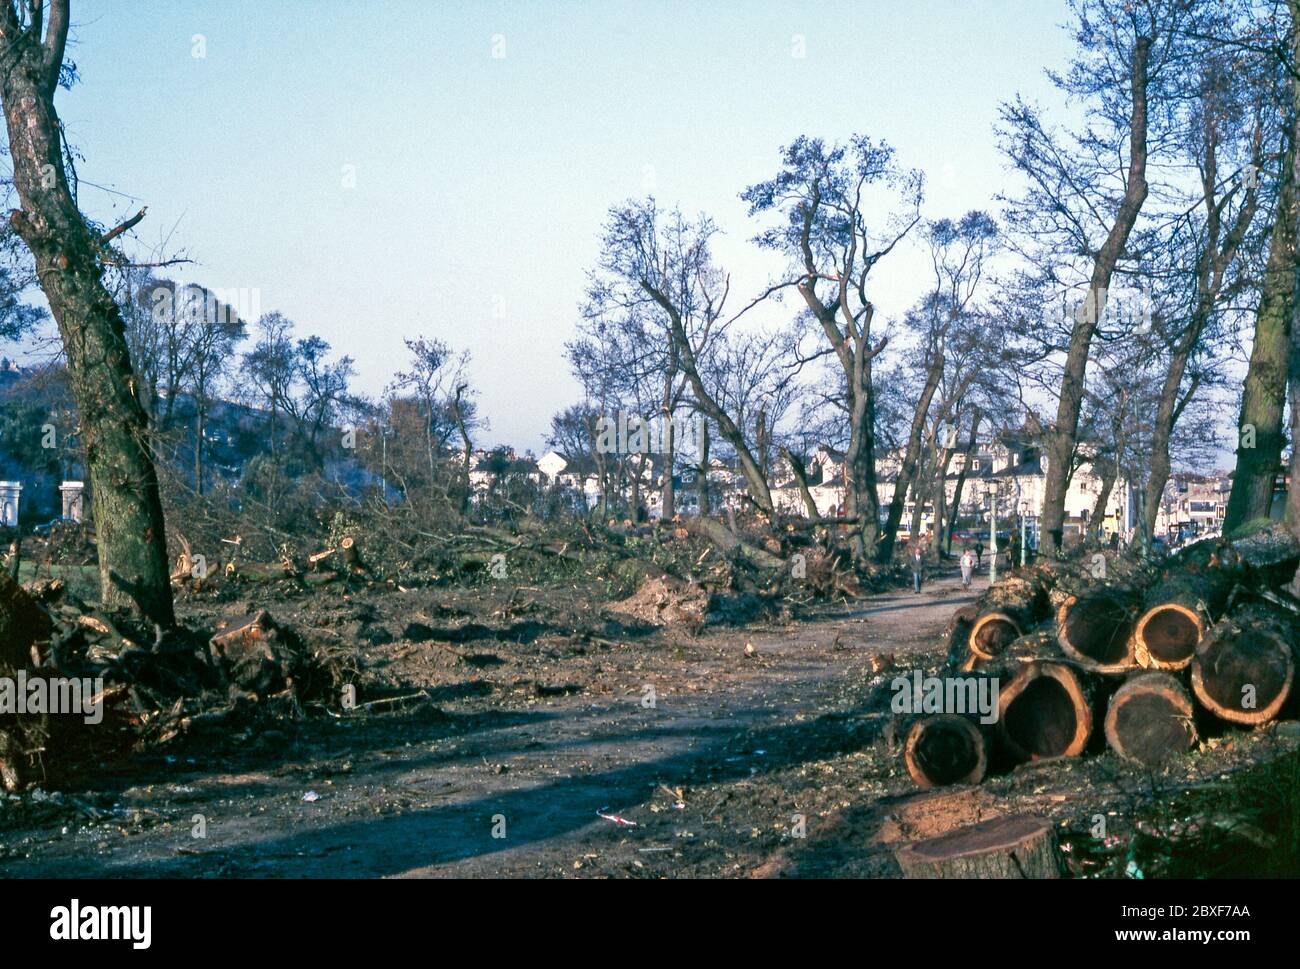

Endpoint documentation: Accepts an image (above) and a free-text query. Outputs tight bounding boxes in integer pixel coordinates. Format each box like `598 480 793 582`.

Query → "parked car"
32 516 73 535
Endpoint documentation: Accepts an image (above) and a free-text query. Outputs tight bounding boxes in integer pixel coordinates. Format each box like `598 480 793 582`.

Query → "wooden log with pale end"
1190 606 1295 725
1104 671 1198 765
903 714 987 789
996 661 1095 763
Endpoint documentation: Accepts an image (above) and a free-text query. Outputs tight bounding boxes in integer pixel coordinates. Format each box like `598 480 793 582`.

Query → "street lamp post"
1020 500 1028 568
989 482 998 585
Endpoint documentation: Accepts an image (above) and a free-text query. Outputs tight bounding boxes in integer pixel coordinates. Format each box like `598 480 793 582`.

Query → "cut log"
903 714 987 789
997 661 1095 763
1056 590 1141 674
894 814 1063 878
963 628 1063 674
1191 607 1295 725
0 569 52 671
224 560 298 583
948 568 1057 670
968 612 1022 661
683 517 785 570
1133 572 1234 670
1175 520 1300 573
1104 671 1198 766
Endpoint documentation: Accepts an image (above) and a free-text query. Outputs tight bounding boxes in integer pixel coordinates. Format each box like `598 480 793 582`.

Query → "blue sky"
48 0 1074 452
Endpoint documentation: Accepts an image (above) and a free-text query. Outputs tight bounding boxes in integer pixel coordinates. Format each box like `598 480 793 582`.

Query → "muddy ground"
1 568 1296 878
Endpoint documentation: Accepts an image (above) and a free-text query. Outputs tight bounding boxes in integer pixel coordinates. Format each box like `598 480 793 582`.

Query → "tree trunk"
1041 37 1151 557
1226 131 1294 532
780 447 820 519
930 446 956 556
0 4 174 625
649 286 775 520
943 411 981 554
879 351 942 560
696 418 710 514
194 399 206 497
1289 13 1300 594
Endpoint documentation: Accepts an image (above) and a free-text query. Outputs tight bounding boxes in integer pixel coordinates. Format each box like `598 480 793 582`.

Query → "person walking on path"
910 543 926 594
973 540 984 568
960 548 976 589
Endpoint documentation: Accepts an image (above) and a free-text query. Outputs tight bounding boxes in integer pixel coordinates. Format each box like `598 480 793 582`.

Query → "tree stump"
209 610 297 693
903 714 987 789
894 814 1063 878
1104 671 1198 765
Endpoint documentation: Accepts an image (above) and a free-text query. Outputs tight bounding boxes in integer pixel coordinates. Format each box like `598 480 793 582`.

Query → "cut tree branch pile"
0 570 338 792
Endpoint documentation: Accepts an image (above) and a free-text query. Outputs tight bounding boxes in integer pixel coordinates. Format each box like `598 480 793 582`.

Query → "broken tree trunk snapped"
1191 606 1296 726
903 714 987 789
997 661 1094 763
894 814 1064 879
1104 671 1198 766
1055 589 1140 674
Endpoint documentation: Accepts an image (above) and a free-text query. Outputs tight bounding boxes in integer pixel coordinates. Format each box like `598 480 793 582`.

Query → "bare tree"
998 0 1195 555
743 135 924 559
592 199 776 519
879 211 999 560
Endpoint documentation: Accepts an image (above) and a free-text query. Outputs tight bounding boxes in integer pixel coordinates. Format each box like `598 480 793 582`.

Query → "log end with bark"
997 661 1094 763
903 714 987 789
1133 602 1203 671
968 612 1022 661
1104 671 1198 766
1190 607 1295 726
1055 591 1139 674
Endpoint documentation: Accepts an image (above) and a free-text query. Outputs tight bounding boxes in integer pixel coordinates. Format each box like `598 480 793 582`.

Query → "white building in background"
0 481 21 528
60 481 85 522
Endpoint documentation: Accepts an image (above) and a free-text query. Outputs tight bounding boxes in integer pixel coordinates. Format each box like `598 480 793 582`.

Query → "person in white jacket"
960 548 976 589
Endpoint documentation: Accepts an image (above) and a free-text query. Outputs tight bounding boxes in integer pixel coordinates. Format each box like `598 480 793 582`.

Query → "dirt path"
1 572 983 878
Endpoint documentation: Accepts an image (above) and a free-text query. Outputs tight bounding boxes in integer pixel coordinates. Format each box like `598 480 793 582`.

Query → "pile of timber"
904 523 1300 790
170 533 375 593
0 569 332 792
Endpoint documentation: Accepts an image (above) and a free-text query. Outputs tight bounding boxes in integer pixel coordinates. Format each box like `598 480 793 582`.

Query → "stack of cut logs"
902 523 1300 790
170 533 372 591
